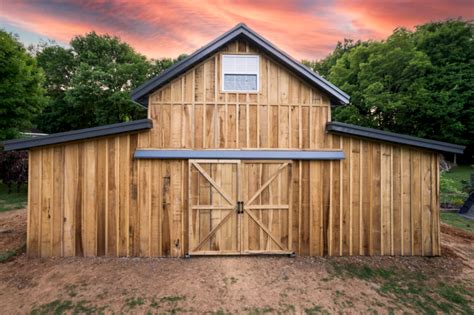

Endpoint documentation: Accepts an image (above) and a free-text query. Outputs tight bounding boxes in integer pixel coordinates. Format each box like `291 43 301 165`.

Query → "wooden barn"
4 24 465 258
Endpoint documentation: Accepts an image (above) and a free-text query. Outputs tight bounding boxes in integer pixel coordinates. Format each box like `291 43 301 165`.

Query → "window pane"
224 74 257 91
222 55 259 74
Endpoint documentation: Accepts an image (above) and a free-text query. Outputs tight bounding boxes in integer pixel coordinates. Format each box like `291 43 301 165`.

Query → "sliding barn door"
188 160 240 254
241 161 293 254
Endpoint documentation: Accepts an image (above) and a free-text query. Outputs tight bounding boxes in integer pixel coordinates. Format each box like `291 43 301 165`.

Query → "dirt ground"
0 209 472 314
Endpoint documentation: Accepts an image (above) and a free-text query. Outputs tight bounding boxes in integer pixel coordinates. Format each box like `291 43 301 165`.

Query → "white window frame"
221 54 260 93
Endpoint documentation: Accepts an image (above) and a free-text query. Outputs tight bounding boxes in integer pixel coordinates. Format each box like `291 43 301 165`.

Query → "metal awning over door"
135 149 344 160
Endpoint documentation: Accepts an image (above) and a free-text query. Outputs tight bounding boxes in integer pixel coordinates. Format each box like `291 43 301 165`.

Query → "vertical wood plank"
83 141 97 257
27 150 41 257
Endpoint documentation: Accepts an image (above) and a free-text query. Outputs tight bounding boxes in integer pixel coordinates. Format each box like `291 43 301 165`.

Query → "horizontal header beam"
134 149 345 160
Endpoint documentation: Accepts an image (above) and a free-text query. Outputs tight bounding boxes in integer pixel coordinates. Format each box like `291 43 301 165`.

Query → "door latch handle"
236 201 244 214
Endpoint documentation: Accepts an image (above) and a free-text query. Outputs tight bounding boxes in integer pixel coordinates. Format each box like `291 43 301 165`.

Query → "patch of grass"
124 296 145 309
73 300 106 314
0 182 27 212
245 306 274 314
440 212 474 233
160 295 186 303
331 263 397 281
31 299 105 315
329 262 473 314
440 165 473 206
149 296 159 308
31 300 73 315
443 165 473 190
158 295 187 314
304 305 329 314
0 243 25 263
0 250 17 263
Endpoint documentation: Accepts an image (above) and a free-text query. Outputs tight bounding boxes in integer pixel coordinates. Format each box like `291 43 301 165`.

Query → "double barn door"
188 160 293 255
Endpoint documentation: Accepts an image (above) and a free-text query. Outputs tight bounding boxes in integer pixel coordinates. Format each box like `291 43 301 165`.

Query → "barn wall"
27 134 440 257
26 38 440 258
27 133 186 258
138 38 333 150
294 136 440 257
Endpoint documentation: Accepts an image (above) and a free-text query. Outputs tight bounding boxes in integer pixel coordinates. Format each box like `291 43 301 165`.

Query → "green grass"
329 262 473 314
0 182 27 212
440 212 474 233
442 165 473 190
0 244 26 263
124 296 145 309
0 250 18 263
31 299 106 315
440 165 473 206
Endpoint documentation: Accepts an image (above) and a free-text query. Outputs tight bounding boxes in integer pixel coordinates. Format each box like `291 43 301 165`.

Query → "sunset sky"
1 0 472 60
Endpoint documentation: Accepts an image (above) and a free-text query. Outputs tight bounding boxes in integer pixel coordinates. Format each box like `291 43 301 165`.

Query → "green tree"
330 29 434 134
0 30 45 140
35 45 76 132
148 53 188 78
413 20 474 146
303 39 361 77
305 19 472 157
35 32 180 133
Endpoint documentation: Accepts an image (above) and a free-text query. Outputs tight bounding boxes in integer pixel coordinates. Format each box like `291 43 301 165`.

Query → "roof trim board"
3 119 153 151
131 23 350 106
327 121 465 154
134 149 345 160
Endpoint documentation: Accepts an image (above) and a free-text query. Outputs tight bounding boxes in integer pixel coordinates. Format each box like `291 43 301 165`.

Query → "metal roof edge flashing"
3 119 153 151
327 122 465 154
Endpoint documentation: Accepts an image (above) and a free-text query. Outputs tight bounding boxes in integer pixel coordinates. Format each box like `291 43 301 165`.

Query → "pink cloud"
336 0 473 36
1 1 472 60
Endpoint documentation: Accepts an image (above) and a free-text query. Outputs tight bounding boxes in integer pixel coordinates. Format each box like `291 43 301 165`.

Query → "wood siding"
27 134 440 257
139 38 332 150
26 38 440 257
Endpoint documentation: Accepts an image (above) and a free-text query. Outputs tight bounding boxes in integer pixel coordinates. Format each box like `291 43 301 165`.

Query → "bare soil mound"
0 208 26 254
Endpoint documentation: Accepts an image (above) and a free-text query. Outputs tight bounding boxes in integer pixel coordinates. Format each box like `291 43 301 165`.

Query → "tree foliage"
306 19 473 157
0 30 45 141
303 39 361 77
35 32 181 133
0 151 28 193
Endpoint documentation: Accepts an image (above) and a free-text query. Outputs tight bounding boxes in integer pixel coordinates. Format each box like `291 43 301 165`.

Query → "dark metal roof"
132 23 350 106
134 149 345 160
327 121 465 154
3 119 153 151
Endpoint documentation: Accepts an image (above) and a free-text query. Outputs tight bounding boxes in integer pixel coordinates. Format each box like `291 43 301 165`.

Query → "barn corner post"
7 23 464 258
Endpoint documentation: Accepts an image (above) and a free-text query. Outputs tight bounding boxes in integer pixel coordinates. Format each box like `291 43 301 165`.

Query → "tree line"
0 19 472 160
303 19 473 161
0 30 185 140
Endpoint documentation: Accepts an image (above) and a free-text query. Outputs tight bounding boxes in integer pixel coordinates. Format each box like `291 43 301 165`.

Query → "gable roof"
3 119 152 151
327 121 465 154
132 23 350 106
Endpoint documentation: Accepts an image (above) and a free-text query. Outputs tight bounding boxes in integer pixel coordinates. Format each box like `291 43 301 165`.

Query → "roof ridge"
131 23 350 106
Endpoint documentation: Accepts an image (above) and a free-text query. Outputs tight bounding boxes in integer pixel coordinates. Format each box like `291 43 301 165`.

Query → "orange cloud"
335 0 473 36
0 0 472 60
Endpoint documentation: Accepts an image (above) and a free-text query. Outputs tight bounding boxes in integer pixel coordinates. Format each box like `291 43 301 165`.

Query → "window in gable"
221 55 259 92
